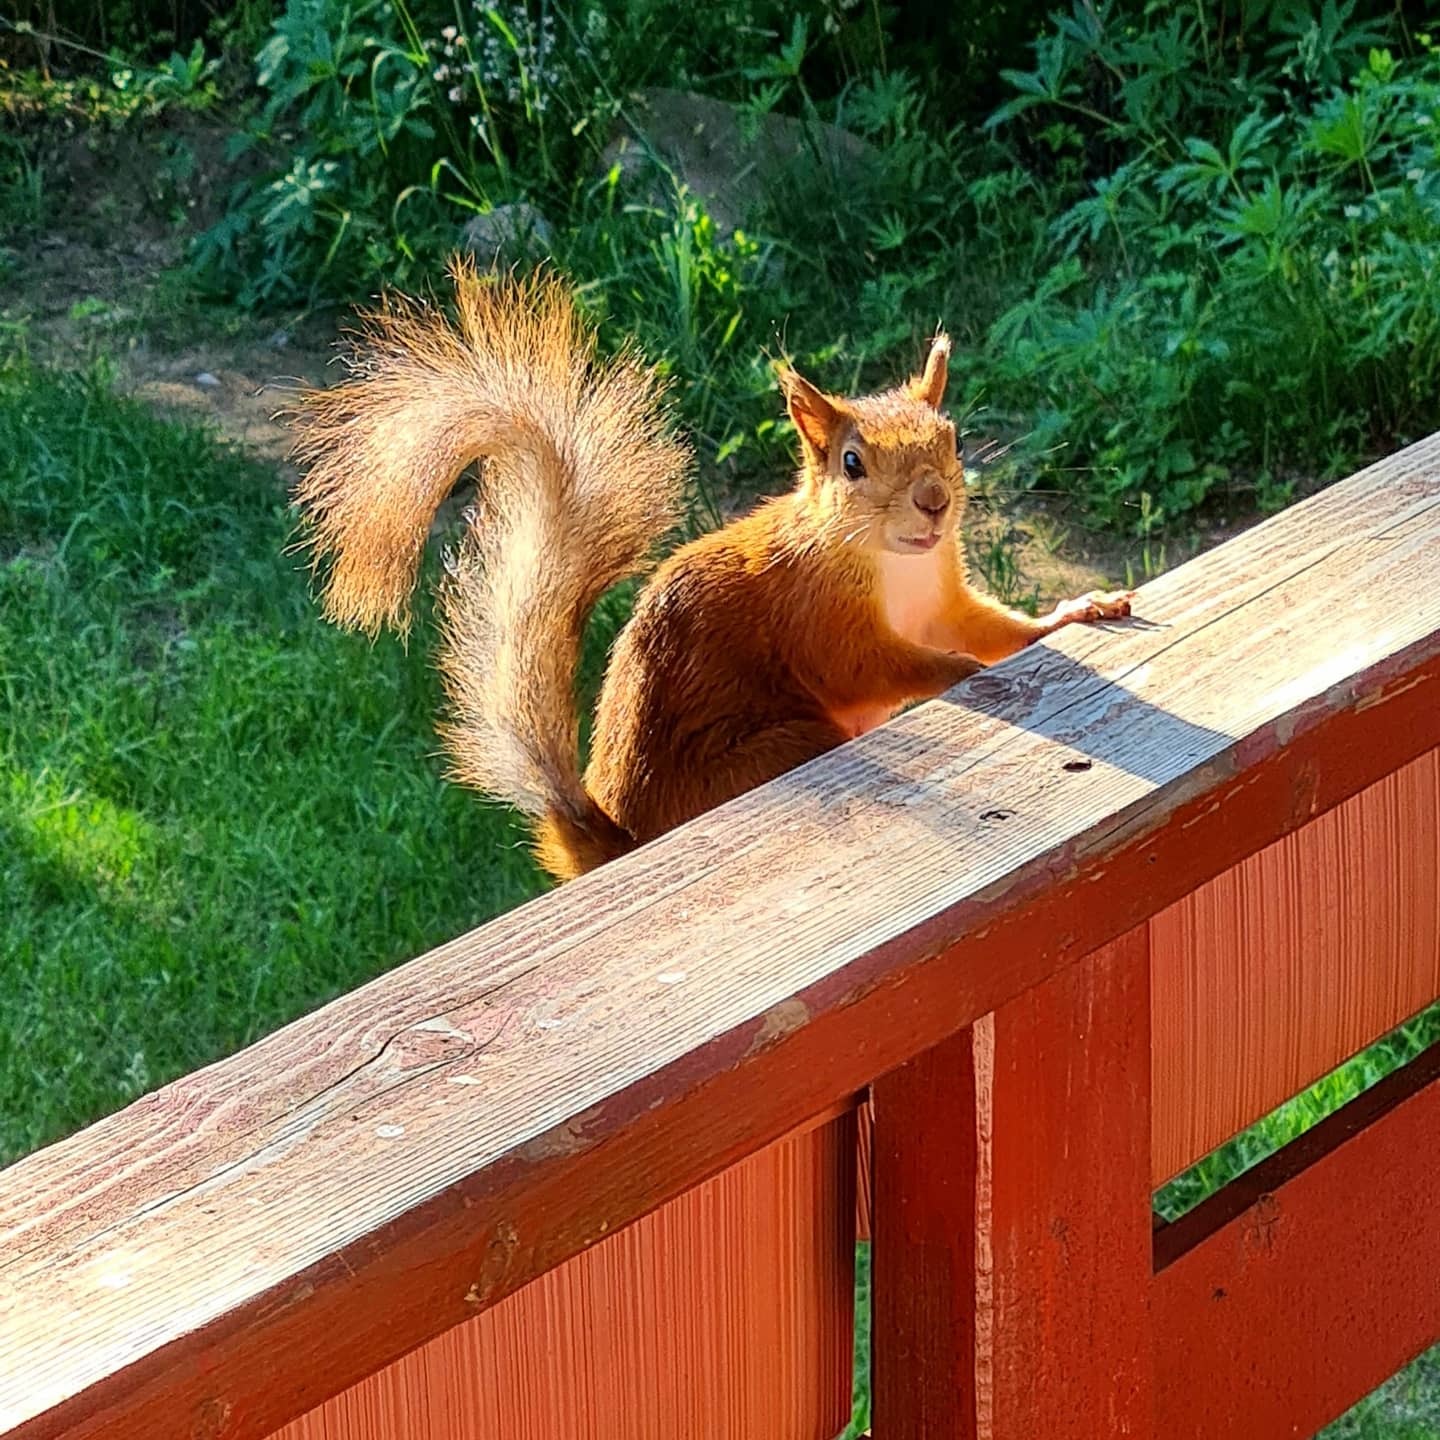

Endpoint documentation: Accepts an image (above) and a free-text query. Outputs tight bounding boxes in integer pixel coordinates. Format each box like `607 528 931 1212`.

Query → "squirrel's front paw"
1057 589 1134 625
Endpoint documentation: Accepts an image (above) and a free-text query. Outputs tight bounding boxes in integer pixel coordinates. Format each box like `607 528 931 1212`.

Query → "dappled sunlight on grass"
0 355 559 1160
5 768 164 912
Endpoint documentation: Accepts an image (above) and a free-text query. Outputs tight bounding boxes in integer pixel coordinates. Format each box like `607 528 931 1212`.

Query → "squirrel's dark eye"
842 449 866 481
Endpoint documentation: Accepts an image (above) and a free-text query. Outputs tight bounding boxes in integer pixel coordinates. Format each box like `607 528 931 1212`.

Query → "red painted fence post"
872 927 1154 1438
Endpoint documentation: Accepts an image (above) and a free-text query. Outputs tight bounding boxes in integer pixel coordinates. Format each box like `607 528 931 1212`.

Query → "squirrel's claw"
1049 589 1135 629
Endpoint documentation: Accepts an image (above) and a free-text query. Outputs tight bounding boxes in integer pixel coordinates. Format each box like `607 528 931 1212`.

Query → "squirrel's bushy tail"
291 257 690 880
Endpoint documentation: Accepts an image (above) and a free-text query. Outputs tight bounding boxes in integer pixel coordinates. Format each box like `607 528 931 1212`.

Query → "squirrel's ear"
908 333 951 409
778 366 838 460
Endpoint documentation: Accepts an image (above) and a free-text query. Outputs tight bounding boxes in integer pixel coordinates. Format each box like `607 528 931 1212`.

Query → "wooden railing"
2 436 1439 1440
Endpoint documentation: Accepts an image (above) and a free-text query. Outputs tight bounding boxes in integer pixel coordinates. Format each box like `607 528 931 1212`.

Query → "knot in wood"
191 1397 233 1440
467 1220 520 1307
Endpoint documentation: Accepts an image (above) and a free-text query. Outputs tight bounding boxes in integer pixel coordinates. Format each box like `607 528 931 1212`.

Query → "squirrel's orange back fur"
291 262 1130 882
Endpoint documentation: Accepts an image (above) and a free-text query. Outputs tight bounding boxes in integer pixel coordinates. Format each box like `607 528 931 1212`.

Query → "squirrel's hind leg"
666 718 850 828
721 718 850 795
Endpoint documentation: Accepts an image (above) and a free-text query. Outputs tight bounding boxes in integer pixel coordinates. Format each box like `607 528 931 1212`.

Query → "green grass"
1156 1003 1440 1223
0 354 548 1161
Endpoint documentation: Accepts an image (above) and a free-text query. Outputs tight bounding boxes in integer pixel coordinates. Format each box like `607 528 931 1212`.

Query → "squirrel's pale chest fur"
874 545 949 648
829 544 954 740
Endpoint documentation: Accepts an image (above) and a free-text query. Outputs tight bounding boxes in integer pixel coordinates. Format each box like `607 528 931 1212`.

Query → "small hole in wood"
980 808 1014 822
1062 758 1093 773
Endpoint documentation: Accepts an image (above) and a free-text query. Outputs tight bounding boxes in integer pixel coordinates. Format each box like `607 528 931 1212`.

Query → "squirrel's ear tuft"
777 365 838 460
907 333 950 409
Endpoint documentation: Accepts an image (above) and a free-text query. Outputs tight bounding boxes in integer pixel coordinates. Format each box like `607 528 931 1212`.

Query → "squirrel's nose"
912 477 950 520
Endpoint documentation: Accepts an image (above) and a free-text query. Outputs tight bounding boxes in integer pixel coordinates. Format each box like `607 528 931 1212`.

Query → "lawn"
0 353 548 1161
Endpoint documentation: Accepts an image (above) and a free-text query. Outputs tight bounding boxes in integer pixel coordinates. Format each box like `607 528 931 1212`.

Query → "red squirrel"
292 259 1131 881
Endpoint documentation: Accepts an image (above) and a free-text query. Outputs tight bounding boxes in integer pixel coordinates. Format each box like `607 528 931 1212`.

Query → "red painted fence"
2 436 1439 1439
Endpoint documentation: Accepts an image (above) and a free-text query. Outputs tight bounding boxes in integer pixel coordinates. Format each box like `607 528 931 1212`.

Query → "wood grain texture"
872 1026 983 1438
981 928 1153 1439
856 1094 873 1243
3 438 1440 1440
869 748 1440 1207
1151 746 1440 1183
1154 1041 1440 1438
268 1117 853 1440
872 930 1152 1440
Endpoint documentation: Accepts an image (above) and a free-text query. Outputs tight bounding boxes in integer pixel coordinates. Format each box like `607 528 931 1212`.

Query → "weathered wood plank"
872 1028 982 1438
2 439 1439 1439
1152 745 1440 1182
1154 1041 1440 1437
982 929 1153 1439
861 747 1440 1212
267 1116 854 1440
856 1093 874 1242
873 929 1152 1440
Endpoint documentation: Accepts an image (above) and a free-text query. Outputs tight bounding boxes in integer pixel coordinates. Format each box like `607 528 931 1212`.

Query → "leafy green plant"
0 133 45 234
0 26 221 123
192 0 444 304
193 0 702 306
37 0 1440 533
977 3 1440 530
